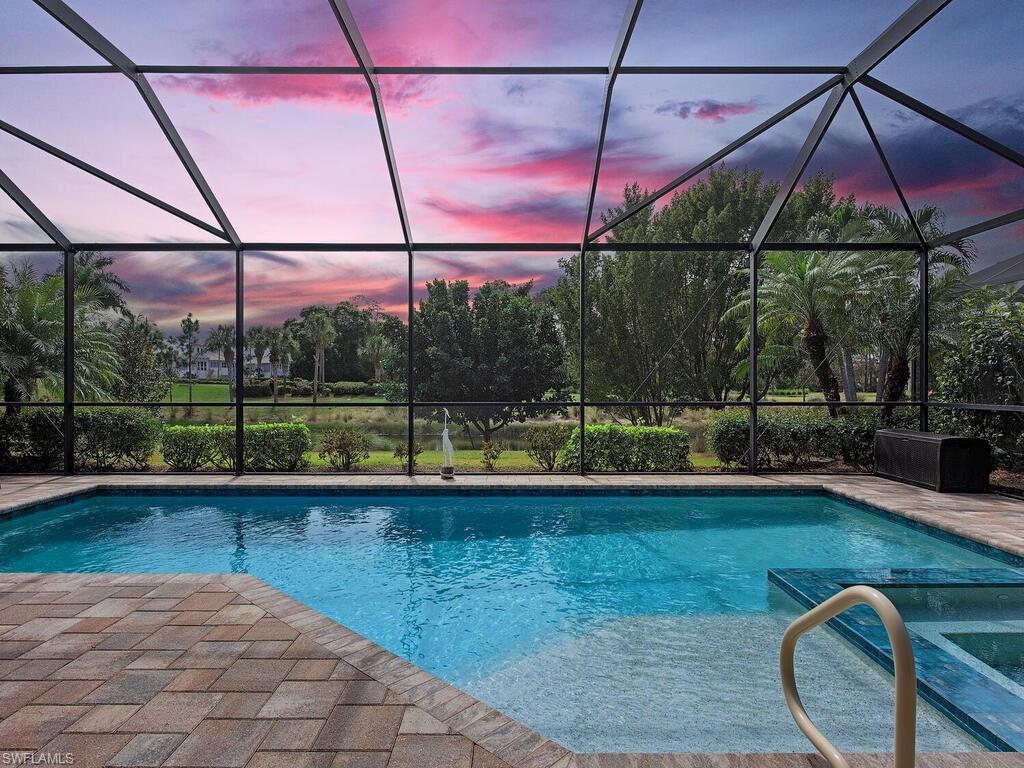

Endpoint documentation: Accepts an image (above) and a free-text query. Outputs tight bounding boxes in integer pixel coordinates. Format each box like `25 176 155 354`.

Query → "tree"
112 313 170 403
732 246 878 415
864 205 974 407
53 251 130 315
1 261 117 413
302 310 336 403
290 301 371 381
399 278 569 441
550 165 816 423
933 288 1024 469
267 324 298 404
155 337 179 401
727 199 883 414
360 332 394 382
205 324 236 400
177 313 201 416
245 326 272 380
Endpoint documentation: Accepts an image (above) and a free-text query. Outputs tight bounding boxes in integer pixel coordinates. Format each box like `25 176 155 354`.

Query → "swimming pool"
0 489 1006 752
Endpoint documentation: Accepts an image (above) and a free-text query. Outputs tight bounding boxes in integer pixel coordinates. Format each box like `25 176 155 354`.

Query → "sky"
0 0 1022 328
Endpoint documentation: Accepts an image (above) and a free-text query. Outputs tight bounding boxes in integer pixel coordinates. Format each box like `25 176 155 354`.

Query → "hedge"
241 382 273 398
0 409 65 471
243 422 312 471
75 408 162 470
162 422 311 471
162 424 218 471
931 409 1023 472
705 410 751 469
0 407 161 472
558 423 692 471
273 380 376 398
706 408 917 470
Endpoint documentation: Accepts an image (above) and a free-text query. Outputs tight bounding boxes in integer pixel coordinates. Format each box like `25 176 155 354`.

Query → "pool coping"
2 474 1024 765
769 568 1024 752
0 570 568 768
222 572 575 768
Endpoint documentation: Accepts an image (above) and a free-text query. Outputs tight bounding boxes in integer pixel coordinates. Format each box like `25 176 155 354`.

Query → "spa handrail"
780 585 917 768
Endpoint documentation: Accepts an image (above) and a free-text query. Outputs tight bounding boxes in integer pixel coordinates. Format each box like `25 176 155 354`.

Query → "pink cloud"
156 73 435 112
248 273 408 319
349 0 616 66
444 132 674 202
420 194 583 241
907 165 1023 219
656 99 760 124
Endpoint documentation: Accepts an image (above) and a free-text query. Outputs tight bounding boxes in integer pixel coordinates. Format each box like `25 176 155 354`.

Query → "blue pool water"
0 490 1003 752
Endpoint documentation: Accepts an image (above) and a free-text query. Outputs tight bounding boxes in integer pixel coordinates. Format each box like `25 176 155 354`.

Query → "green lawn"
164 382 387 405
762 392 879 403
147 447 722 472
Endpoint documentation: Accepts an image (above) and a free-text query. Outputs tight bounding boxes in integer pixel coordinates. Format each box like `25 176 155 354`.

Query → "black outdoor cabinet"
874 429 991 492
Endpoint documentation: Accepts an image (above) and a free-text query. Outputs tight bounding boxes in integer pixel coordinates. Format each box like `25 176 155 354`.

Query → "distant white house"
178 350 290 380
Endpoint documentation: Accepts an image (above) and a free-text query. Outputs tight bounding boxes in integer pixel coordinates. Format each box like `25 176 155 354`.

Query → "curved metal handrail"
780 585 917 768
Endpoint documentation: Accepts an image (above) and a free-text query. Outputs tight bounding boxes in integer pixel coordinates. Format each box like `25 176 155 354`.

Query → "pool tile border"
769 568 1024 752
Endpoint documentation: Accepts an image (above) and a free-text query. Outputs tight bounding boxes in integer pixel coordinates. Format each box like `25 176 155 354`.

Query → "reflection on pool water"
0 491 1001 752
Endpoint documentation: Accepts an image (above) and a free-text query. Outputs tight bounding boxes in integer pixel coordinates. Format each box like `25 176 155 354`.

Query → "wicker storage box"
874 429 991 492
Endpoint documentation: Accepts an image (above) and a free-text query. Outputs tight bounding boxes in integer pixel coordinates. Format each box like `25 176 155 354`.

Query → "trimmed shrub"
160 422 310 471
244 422 311 471
480 441 504 471
210 425 237 471
837 409 917 469
327 381 377 397
707 408 918 470
319 424 371 470
558 424 692 471
759 410 842 469
162 424 218 471
525 424 572 471
241 382 273 398
931 409 1021 472
0 410 64 471
282 379 313 397
75 407 161 470
706 410 752 469
277 380 375 398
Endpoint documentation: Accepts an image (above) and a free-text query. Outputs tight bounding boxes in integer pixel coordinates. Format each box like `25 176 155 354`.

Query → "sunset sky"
0 0 1021 330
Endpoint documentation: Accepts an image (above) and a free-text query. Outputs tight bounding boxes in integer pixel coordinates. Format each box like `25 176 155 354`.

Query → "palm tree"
302 311 336 404
1 261 118 414
359 332 394 382
245 326 271 380
52 251 130 315
205 324 236 398
865 206 975 409
155 338 180 403
729 210 884 414
731 251 882 414
177 313 201 416
266 324 299 404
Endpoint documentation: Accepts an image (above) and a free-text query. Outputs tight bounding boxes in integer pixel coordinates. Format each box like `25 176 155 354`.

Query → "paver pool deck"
1 473 1023 768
